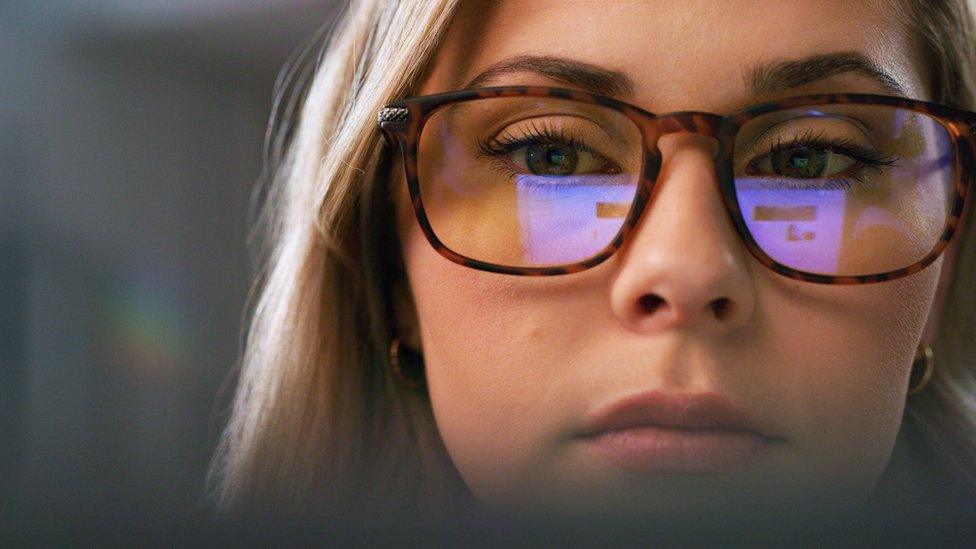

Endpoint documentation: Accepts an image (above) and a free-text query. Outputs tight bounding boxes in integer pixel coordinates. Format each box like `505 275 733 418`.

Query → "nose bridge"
645 112 730 234
609 110 756 335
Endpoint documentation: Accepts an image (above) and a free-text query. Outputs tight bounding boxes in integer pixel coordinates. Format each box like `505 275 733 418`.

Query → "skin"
392 0 958 523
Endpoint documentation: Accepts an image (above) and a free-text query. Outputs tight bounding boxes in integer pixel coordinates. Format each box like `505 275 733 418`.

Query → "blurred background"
2 0 341 526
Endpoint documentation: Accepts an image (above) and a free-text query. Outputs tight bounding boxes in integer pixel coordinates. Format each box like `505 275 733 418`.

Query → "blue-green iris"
525 144 578 175
772 146 828 178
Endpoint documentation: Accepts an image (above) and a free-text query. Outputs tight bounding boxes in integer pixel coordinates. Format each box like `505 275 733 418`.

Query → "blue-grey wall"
1 1 340 524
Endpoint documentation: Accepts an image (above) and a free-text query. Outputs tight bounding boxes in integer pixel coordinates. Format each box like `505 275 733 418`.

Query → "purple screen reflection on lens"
737 180 874 275
516 174 636 265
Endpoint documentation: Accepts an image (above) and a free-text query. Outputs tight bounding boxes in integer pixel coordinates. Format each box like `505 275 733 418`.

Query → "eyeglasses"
377 86 975 284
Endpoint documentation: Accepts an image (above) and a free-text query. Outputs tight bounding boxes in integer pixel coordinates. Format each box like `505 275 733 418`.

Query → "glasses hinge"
378 106 410 125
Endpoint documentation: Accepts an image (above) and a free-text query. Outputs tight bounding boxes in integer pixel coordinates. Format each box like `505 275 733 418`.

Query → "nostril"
638 293 665 314
710 297 732 319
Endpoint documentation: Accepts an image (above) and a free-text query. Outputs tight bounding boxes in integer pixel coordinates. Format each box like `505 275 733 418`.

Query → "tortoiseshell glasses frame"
377 86 976 284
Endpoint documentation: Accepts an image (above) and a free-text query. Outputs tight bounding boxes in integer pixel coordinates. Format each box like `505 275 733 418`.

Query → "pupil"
773 146 827 178
548 149 566 166
526 143 577 175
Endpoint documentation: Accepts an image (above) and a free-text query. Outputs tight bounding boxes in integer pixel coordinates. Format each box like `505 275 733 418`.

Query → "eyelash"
746 128 899 190
475 121 609 178
476 121 592 156
474 123 899 189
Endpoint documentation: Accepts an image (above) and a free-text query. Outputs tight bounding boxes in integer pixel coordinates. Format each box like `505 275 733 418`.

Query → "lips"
576 391 786 474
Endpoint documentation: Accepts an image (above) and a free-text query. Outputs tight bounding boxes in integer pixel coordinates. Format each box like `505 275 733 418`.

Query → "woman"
210 0 976 531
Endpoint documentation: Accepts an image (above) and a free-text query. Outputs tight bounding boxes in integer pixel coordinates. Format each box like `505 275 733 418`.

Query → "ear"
391 273 423 352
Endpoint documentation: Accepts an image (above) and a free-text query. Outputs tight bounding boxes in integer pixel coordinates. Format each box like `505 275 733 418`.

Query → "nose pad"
609 132 756 335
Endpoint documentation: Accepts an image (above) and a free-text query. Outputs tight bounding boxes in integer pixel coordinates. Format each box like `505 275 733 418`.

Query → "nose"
609 132 757 336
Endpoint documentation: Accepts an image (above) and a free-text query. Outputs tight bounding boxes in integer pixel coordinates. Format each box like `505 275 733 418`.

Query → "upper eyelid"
478 129 612 162
487 112 621 139
737 114 879 153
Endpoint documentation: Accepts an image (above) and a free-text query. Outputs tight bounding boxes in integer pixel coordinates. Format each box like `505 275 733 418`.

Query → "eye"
747 144 858 179
527 142 577 175
512 142 615 176
477 122 622 178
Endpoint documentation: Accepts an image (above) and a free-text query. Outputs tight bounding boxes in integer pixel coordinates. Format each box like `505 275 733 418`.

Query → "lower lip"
580 425 777 474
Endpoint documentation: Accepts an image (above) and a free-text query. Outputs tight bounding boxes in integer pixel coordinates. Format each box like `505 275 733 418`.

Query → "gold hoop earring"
907 342 935 396
389 338 426 389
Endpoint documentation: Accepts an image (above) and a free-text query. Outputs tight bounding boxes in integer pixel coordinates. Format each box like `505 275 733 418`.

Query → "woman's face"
395 0 943 521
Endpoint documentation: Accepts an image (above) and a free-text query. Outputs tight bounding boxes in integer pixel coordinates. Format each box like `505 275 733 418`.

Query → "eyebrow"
461 52 908 99
749 52 908 96
463 55 636 97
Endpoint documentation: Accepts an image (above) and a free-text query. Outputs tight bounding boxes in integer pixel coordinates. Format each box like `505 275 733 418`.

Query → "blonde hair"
896 0 976 494
210 0 976 515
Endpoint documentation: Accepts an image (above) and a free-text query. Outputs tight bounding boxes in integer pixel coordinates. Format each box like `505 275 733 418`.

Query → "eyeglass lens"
416 97 956 276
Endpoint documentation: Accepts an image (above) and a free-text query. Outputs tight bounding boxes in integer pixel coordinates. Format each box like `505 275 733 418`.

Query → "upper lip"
578 390 785 440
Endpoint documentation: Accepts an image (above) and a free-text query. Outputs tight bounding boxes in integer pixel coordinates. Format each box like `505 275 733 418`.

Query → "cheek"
759 263 939 493
396 177 587 500
400 250 555 497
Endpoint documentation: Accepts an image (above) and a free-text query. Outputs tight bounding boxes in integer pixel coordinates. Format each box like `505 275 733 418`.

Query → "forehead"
419 0 926 111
